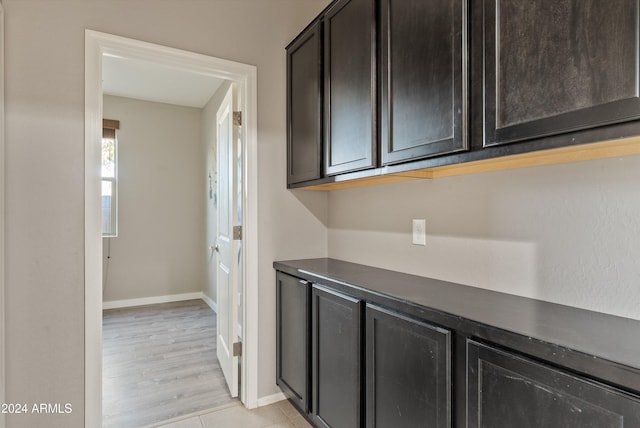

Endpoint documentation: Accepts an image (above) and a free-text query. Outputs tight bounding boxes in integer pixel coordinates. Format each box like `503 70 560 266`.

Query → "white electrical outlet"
412 219 426 246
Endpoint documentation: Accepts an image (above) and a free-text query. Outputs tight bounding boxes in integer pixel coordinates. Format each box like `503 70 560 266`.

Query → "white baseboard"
103 292 205 310
201 293 218 313
257 391 287 407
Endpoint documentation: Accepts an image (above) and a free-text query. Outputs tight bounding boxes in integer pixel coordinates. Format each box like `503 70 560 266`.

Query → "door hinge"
233 225 242 240
233 111 242 126
233 341 242 357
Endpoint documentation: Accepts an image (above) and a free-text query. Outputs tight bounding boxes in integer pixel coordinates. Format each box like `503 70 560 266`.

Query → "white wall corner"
201 292 218 313
0 3 6 427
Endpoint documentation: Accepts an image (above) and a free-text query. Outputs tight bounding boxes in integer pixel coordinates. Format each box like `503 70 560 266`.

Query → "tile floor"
149 400 312 428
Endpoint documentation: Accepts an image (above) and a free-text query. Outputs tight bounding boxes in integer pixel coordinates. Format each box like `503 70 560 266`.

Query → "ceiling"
102 54 225 108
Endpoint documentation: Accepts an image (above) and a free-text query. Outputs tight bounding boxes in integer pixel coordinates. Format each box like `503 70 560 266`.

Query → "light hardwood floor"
103 299 235 428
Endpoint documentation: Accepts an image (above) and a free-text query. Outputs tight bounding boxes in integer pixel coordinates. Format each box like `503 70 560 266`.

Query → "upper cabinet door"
483 0 640 147
381 0 468 165
324 0 377 176
287 21 323 185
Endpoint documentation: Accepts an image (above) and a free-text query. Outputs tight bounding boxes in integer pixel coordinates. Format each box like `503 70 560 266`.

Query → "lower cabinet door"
365 304 451 428
467 340 640 427
312 285 362 428
276 272 310 413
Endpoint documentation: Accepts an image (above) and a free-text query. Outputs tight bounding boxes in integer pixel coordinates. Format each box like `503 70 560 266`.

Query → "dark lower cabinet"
365 304 451 428
467 341 640 428
275 263 640 428
276 272 310 413
312 285 362 428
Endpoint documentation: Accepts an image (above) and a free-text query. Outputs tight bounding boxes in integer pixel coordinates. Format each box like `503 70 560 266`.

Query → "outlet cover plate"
412 219 426 246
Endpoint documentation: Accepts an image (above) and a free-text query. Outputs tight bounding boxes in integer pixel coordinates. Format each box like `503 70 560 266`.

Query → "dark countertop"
274 258 640 392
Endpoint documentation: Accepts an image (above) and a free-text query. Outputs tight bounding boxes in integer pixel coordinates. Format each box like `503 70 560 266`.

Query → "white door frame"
84 30 259 427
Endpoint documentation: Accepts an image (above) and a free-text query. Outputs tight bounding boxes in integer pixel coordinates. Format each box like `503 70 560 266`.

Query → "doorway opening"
85 30 258 427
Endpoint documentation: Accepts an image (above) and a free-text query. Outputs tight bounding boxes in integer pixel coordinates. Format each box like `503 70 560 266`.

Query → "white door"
216 84 240 397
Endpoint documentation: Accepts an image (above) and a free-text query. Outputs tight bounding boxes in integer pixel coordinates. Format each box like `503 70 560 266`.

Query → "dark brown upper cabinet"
324 0 377 176
286 0 640 190
380 0 468 165
286 21 323 185
482 0 640 147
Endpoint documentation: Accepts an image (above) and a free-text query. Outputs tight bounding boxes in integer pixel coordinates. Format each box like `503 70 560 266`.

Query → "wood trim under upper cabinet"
300 136 640 190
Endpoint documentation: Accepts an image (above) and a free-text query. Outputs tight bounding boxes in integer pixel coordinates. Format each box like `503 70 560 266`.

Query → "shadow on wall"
290 188 329 227
328 228 539 299
326 155 640 239
325 155 640 320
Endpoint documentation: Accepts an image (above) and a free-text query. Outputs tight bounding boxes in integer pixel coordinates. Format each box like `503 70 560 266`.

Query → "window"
102 119 119 237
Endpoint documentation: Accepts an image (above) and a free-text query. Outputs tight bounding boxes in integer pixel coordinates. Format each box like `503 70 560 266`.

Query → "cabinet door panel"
312 285 361 428
467 341 640 427
381 0 467 165
366 305 451 428
287 22 322 185
324 0 376 175
276 272 310 412
483 0 640 146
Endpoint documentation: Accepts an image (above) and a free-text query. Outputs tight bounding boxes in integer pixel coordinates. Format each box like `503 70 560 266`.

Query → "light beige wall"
102 95 205 302
3 1 330 426
329 155 640 321
202 81 232 305
0 1 5 424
